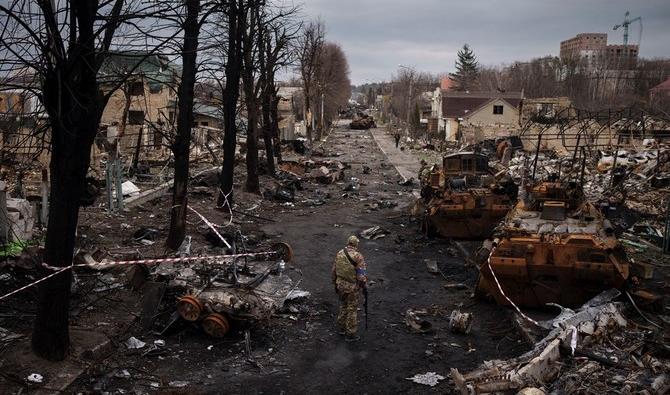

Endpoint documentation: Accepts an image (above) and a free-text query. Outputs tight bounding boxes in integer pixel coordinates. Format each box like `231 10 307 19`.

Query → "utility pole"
321 91 325 134
398 64 414 138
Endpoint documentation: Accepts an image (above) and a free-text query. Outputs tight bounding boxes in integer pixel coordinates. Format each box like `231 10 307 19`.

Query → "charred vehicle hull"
420 152 517 239
476 182 630 308
423 189 513 239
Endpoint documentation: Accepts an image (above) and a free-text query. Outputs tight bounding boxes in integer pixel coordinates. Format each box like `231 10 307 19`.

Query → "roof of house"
99 51 179 88
193 101 222 120
442 91 523 118
650 77 670 92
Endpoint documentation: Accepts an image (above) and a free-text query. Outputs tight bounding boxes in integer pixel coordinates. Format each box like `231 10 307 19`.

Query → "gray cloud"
300 0 670 84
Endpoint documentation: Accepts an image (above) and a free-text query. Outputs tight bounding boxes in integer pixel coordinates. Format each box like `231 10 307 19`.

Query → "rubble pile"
451 291 670 394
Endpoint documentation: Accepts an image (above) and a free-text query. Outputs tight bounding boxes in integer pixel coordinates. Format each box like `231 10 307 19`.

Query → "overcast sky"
299 0 670 85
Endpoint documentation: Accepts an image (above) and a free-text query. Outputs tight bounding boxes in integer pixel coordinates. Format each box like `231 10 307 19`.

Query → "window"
128 81 144 96
128 110 145 125
201 121 209 127
462 158 474 172
493 105 504 115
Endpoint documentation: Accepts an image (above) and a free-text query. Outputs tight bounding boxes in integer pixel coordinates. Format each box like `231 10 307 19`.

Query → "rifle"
363 286 368 330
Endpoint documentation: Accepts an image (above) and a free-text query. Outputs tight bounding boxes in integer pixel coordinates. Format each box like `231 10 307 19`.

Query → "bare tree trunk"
270 93 282 163
218 1 244 208
261 90 275 174
304 90 312 142
166 0 201 250
31 1 108 361
241 4 260 194
244 94 260 193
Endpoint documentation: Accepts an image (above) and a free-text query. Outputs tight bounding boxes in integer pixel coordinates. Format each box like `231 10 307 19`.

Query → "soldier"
419 160 433 201
331 235 368 342
394 132 401 148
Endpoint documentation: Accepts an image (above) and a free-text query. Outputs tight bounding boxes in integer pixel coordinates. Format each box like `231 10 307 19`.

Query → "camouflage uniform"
331 238 367 337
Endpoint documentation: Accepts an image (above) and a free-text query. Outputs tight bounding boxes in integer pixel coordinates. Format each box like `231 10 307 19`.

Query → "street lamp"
398 64 415 138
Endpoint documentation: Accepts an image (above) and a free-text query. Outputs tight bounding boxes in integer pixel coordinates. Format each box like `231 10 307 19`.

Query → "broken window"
445 158 460 171
128 110 145 125
201 121 209 127
493 105 503 115
128 81 144 96
462 158 474 172
153 128 163 148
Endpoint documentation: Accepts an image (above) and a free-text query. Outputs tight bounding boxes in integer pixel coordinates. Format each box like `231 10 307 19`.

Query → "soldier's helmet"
347 235 360 247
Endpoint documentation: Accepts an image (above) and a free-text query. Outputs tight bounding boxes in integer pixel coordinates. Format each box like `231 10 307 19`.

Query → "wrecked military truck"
418 152 518 239
349 115 376 130
476 179 630 308
156 242 300 338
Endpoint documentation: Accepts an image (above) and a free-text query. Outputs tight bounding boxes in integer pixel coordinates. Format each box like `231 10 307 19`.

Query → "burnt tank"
476 180 630 308
419 152 517 239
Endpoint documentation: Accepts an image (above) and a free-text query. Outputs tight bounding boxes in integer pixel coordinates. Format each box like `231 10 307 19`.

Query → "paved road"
370 128 422 183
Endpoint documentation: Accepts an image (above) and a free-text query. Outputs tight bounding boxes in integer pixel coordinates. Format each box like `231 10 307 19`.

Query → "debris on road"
125 337 146 349
404 308 433 333
26 373 44 384
450 290 669 394
406 372 446 387
449 310 473 334
360 226 387 240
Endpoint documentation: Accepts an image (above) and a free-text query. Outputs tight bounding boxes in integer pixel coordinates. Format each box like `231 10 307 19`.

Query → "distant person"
331 235 368 342
394 132 401 148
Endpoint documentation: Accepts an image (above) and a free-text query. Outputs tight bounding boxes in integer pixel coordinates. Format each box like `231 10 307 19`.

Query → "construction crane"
613 11 641 46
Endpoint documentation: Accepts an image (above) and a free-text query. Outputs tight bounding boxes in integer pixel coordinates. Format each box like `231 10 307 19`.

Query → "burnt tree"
0 0 165 360
166 0 205 250
259 16 298 174
217 0 246 208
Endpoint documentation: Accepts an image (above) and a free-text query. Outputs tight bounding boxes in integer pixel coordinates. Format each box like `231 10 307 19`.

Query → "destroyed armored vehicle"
349 115 376 130
162 243 299 338
419 152 517 239
476 180 630 308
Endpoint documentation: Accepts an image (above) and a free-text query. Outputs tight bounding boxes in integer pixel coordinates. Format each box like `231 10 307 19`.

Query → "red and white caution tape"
0 266 71 302
188 205 232 249
41 251 276 271
485 247 542 327
1 251 278 303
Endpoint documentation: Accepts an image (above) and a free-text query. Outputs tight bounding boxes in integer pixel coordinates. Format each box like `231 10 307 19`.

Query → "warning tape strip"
187 205 232 249
0 266 71 302
0 251 277 303
42 251 276 271
485 246 542 327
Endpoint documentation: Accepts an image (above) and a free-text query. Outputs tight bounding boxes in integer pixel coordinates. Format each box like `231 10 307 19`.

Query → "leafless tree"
217 0 246 208
314 42 351 135
296 20 324 143
258 11 300 173
0 0 172 360
166 0 220 250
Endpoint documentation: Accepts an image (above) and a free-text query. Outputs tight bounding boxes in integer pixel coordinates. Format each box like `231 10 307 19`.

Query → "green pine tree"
450 44 479 91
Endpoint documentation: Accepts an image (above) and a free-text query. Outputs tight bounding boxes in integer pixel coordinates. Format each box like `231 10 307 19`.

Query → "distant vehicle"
419 152 517 239
349 114 376 130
